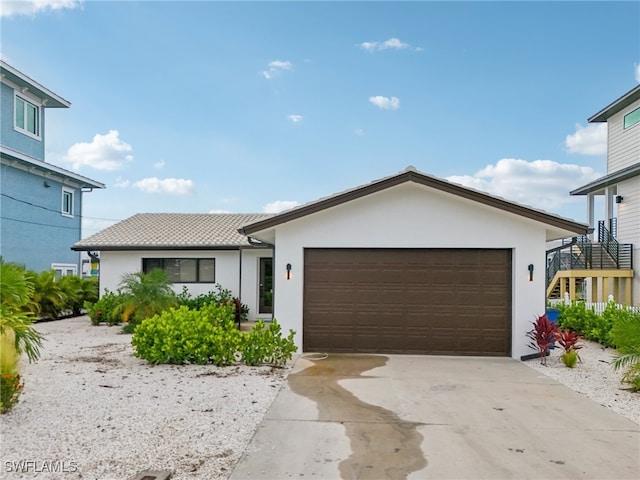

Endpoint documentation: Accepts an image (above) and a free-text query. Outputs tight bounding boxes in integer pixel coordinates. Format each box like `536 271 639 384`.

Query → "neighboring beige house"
564 85 639 305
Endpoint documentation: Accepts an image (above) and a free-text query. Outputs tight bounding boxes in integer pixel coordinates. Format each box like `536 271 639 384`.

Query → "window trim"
51 263 77 280
61 187 74 217
14 92 41 140
142 258 216 284
623 106 640 130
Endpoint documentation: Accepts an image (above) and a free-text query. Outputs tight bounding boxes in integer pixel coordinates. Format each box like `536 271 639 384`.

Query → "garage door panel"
304 248 512 356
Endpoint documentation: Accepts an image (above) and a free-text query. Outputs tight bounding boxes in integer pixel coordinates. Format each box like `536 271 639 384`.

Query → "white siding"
607 99 640 173
259 182 553 360
99 248 272 321
617 178 640 305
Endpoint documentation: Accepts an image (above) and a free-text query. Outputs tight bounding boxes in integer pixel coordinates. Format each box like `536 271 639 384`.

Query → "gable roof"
72 213 274 251
588 84 640 123
570 162 640 195
239 167 588 238
0 60 70 108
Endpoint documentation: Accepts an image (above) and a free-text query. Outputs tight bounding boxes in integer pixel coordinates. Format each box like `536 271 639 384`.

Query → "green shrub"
560 349 579 368
84 290 126 326
557 301 598 335
240 320 297 366
177 285 249 324
131 303 239 365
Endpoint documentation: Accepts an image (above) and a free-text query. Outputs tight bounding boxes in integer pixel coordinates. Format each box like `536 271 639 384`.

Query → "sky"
1 0 639 237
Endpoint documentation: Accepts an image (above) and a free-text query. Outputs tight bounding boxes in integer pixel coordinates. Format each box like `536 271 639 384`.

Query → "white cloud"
113 177 130 189
209 209 232 214
635 63 640 83
369 95 400 110
64 130 133 171
288 114 303 123
358 37 420 52
0 0 80 17
262 60 292 79
354 128 365 136
132 177 195 195
154 160 165 169
565 123 607 156
263 200 299 214
447 159 601 211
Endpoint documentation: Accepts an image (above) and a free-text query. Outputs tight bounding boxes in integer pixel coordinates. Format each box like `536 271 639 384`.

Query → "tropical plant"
84 290 126 326
26 270 67 320
561 349 579 368
58 275 99 316
526 314 559 365
0 331 23 413
240 320 296 366
613 347 640 392
610 308 640 391
117 269 177 323
132 303 239 365
0 261 43 362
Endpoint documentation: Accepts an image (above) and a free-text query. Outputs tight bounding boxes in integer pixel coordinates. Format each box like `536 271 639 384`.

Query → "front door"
259 257 273 315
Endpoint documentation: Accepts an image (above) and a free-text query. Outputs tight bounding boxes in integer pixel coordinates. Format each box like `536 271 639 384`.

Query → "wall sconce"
528 264 534 282
286 263 292 280
43 181 51 188
615 195 623 204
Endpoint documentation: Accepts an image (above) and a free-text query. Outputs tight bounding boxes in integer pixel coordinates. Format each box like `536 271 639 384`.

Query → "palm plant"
0 261 43 362
613 346 640 392
27 270 67 320
118 269 177 323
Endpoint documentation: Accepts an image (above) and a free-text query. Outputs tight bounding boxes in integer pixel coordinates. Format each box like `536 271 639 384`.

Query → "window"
623 107 640 129
61 188 74 217
142 258 215 283
15 94 40 137
52 264 77 280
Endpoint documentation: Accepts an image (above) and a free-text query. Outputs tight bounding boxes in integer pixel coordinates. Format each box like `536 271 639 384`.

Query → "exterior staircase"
546 220 633 303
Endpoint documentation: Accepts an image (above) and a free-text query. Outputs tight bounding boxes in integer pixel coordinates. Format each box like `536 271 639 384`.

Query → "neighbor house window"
61 188 74 217
52 264 77 280
142 258 215 283
623 107 640 129
15 94 40 138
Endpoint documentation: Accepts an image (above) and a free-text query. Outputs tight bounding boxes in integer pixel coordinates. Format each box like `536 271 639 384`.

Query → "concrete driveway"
231 354 639 480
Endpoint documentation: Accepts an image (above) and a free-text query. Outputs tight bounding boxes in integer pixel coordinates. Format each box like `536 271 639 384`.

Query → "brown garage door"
303 248 512 356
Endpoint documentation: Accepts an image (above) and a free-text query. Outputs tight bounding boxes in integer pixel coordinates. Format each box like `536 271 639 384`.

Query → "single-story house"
73 167 588 359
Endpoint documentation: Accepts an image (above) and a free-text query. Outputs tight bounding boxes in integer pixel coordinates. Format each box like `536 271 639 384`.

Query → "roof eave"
240 170 588 237
588 85 640 123
1 146 105 189
570 162 640 195
0 60 71 108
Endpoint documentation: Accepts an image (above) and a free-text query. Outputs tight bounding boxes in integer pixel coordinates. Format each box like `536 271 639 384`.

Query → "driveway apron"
230 354 640 480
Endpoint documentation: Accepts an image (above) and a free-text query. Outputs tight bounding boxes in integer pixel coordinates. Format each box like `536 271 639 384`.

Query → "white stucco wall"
99 248 272 321
262 183 552 360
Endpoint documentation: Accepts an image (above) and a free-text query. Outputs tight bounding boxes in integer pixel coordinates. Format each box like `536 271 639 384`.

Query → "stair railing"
598 220 620 268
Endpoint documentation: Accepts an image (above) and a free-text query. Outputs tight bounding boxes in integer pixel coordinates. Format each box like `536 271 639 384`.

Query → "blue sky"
2 0 639 237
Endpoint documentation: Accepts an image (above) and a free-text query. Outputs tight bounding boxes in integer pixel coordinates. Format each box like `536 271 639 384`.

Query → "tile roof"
72 213 274 251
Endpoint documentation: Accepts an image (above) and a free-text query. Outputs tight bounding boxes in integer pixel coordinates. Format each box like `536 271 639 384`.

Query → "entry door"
259 257 273 314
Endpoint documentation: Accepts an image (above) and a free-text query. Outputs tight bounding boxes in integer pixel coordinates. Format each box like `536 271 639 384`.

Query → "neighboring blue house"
0 60 104 276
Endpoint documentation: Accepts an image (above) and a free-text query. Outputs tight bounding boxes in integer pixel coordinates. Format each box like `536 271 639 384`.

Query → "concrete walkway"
231 354 639 480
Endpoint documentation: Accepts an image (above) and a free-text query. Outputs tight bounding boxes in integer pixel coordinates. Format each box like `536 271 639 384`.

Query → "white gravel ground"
523 340 639 425
1 317 638 480
0 316 291 480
